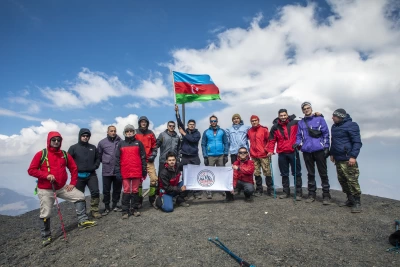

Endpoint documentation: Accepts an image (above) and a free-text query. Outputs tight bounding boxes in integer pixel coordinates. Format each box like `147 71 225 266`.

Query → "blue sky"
0 0 399 202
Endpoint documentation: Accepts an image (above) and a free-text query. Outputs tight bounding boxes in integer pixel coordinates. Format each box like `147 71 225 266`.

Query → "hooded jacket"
97 134 122 176
267 115 299 154
226 121 251 155
28 131 78 190
201 125 229 157
115 135 147 179
67 128 100 173
295 115 330 153
247 122 270 158
176 113 201 156
135 116 157 161
330 114 362 161
233 156 255 187
156 130 181 164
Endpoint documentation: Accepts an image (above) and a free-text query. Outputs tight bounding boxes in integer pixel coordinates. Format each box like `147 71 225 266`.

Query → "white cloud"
124 102 141 109
0 107 42 121
167 0 400 138
126 70 134 77
40 68 169 108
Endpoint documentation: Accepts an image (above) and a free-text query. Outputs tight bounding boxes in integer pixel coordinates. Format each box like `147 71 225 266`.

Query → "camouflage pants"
336 161 361 196
253 157 271 177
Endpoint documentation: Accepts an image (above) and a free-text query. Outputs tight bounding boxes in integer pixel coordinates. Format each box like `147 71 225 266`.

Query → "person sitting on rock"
226 146 255 202
155 152 189 212
27 131 97 246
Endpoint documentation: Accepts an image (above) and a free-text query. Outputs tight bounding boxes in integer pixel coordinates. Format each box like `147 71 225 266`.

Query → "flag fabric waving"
173 71 221 104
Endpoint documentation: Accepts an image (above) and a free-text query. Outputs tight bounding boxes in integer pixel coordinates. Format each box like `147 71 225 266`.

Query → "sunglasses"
81 135 90 138
238 151 248 154
168 125 175 128
303 107 311 111
251 120 258 122
210 120 217 123
125 130 134 133
50 138 61 142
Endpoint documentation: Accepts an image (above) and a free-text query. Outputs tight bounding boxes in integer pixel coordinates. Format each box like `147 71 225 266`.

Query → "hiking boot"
195 194 202 200
279 194 290 199
102 205 111 216
339 194 355 207
235 188 242 195
42 237 52 247
322 197 331 205
187 195 195 201
122 213 129 219
306 196 315 203
179 202 190 207
112 205 123 212
78 220 97 229
91 210 102 219
254 191 263 197
132 210 141 217
206 193 213 199
351 196 362 213
265 189 272 197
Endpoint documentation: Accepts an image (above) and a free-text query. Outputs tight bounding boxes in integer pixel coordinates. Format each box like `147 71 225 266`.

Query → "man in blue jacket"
226 114 250 164
294 102 331 205
201 115 229 199
98 125 122 215
330 108 362 213
175 105 202 199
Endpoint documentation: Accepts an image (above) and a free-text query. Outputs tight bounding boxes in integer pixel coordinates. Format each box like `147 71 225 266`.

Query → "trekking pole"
208 237 255 267
293 148 297 203
269 159 276 199
52 183 68 241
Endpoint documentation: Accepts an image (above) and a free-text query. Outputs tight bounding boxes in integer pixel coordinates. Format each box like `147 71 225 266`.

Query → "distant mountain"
0 188 40 216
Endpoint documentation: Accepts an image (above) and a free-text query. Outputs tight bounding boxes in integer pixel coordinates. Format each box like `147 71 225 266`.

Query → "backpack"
34 148 68 195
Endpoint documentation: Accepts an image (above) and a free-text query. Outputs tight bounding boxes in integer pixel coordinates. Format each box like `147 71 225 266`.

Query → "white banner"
183 164 233 191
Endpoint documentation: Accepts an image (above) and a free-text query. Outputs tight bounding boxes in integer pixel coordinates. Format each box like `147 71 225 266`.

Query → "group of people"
27 101 362 246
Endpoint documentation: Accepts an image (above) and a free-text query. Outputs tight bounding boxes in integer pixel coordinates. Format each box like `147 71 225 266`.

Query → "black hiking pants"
75 172 100 198
302 150 330 196
102 175 122 207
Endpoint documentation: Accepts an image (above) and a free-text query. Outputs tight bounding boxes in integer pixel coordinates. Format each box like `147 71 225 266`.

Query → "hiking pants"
230 154 237 164
156 181 185 212
122 178 141 194
75 172 100 198
278 151 302 192
236 180 254 198
336 161 361 196
207 155 225 196
102 175 122 206
302 150 330 196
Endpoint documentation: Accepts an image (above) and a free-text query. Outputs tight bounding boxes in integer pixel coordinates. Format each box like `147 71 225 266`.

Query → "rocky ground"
0 188 399 267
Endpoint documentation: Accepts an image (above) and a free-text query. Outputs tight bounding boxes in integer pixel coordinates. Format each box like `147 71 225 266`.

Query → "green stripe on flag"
175 94 221 104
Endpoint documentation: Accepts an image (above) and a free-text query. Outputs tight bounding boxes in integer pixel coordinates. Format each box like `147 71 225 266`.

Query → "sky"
0 0 399 200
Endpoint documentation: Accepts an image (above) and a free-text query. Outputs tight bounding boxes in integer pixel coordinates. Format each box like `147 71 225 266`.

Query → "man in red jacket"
27 131 97 246
115 124 147 219
266 109 303 200
247 115 272 197
229 147 255 202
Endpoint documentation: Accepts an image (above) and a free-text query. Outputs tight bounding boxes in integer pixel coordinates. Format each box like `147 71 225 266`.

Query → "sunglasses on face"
238 151 248 154
251 120 258 122
303 107 311 111
210 120 217 123
125 130 134 133
81 135 90 138
168 125 175 128
51 138 61 142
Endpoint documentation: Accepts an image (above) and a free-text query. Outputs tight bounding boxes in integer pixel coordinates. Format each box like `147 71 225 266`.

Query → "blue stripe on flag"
173 71 215 85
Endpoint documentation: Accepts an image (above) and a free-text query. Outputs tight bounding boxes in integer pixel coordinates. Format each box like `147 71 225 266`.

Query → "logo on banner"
197 169 215 187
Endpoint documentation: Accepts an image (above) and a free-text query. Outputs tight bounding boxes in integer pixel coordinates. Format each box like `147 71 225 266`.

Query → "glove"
292 144 299 150
223 155 228 165
204 157 209 166
324 148 330 159
148 156 155 163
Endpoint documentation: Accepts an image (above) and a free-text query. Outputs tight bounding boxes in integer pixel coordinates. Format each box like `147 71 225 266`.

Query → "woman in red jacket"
226 147 255 202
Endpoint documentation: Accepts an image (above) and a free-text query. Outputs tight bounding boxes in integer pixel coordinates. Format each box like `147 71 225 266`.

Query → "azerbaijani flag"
173 71 221 104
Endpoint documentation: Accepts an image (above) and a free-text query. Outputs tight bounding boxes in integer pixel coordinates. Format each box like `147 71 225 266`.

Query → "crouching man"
156 152 189 212
27 131 97 246
225 147 255 202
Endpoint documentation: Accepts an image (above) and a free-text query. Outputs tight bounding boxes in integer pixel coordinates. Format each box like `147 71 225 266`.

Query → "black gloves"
148 156 155 163
223 155 228 165
204 157 209 166
324 148 330 158
292 144 299 150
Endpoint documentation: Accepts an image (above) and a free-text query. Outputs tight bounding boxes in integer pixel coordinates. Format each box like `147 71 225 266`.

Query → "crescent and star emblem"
191 84 199 94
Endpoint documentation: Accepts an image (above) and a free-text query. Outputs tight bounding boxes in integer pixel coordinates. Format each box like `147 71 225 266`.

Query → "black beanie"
333 108 347 118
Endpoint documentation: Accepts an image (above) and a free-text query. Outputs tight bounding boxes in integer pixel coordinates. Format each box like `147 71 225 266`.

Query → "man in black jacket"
175 104 202 199
68 128 101 218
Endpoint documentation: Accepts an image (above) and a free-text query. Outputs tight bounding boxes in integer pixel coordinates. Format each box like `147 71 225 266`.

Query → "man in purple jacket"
98 125 122 214
294 102 331 205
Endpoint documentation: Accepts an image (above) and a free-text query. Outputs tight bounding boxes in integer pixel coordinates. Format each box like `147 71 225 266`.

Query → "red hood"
47 131 63 152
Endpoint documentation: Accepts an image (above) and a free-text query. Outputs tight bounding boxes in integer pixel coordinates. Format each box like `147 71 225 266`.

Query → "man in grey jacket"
156 121 181 174
98 125 122 215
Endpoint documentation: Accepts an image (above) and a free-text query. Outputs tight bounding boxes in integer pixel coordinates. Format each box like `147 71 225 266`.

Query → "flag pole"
171 69 176 104
182 103 185 125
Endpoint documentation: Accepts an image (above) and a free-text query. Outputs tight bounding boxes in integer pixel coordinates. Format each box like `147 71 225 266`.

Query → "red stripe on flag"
174 82 220 95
